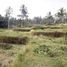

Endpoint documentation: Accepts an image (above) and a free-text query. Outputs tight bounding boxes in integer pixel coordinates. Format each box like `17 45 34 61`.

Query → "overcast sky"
0 0 67 18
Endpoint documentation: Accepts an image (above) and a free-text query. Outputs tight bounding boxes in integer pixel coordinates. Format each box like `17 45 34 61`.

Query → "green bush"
33 45 63 57
33 45 50 55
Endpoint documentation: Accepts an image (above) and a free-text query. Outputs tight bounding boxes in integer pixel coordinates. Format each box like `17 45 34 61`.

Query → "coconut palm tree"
55 8 66 23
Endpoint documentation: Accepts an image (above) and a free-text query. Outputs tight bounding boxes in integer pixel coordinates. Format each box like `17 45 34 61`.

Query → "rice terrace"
0 24 66 67
0 0 67 67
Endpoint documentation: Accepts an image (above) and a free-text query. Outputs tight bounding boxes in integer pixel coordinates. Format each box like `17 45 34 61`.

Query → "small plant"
33 45 50 55
33 45 60 57
47 50 57 57
60 46 67 52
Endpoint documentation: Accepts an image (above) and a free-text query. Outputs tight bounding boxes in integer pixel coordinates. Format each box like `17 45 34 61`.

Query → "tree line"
0 4 67 28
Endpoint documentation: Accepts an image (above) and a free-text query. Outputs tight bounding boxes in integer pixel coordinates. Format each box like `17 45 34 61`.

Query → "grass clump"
33 44 64 57
33 45 50 55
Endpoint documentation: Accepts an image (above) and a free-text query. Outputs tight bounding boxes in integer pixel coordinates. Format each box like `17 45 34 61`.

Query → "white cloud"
0 0 67 18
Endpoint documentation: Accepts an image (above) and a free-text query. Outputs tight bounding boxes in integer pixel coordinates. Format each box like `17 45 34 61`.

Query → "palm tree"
46 12 54 24
5 6 13 28
55 8 66 23
18 4 28 27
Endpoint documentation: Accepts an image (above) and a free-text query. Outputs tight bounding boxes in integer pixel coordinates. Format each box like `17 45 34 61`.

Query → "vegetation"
0 2 67 67
0 25 66 67
0 7 67 28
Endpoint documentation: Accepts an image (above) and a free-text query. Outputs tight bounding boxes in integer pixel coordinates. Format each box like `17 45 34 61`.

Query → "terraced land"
0 24 67 67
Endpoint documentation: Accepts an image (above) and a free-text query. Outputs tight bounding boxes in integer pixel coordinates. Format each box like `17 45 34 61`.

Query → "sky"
0 0 67 18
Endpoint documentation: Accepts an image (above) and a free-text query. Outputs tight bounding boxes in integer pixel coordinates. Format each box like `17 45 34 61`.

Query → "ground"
0 24 67 67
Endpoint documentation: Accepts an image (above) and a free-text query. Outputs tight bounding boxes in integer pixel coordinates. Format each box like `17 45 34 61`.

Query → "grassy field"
0 24 67 67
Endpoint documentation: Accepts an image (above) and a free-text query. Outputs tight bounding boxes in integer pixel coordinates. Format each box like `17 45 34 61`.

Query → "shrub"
33 45 50 55
33 45 61 57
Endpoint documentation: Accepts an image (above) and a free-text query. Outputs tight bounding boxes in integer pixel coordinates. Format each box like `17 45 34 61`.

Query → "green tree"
46 12 54 24
18 4 28 27
5 6 13 28
55 8 66 23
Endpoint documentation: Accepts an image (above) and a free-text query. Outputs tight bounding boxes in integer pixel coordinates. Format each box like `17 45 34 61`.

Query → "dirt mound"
32 31 65 37
0 36 28 45
13 28 31 32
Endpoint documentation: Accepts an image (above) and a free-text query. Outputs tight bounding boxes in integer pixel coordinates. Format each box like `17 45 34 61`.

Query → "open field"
0 24 67 67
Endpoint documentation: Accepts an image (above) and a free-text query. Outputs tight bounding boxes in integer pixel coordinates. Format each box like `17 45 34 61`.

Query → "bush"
33 45 63 57
33 45 50 55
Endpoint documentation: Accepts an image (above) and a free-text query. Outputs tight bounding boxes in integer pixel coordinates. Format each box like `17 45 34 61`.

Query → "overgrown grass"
0 25 66 67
